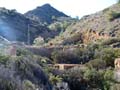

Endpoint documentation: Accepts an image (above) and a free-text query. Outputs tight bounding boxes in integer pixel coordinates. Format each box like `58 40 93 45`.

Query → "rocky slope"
48 3 120 45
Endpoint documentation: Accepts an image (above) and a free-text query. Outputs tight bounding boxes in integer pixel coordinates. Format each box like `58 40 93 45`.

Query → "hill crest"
25 4 68 24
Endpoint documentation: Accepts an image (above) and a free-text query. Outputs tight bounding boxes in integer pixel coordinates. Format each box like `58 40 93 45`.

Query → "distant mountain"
25 4 68 24
0 7 54 44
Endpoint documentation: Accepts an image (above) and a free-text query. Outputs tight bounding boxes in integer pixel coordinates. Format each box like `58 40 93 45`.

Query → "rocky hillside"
0 4 72 44
48 3 120 45
25 4 68 24
0 7 55 44
1 3 120 90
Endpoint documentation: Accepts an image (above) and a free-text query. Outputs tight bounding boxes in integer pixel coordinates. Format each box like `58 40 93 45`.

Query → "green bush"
0 54 10 65
51 50 78 64
16 48 32 56
94 48 120 67
62 67 100 89
49 74 62 85
51 47 94 64
62 67 87 90
23 80 35 90
104 68 114 81
102 68 115 90
86 59 106 69
62 33 83 45
101 38 120 46
62 66 115 90
107 11 120 21
83 68 98 81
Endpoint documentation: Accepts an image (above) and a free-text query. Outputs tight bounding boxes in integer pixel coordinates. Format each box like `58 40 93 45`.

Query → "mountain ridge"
25 4 69 24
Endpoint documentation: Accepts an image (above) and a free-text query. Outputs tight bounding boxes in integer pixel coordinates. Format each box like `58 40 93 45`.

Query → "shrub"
85 59 106 69
104 68 114 81
107 11 120 21
16 48 32 56
0 54 10 65
62 33 83 45
101 38 120 46
62 67 87 90
62 67 104 90
23 80 35 90
51 50 78 64
102 68 114 90
83 68 98 81
51 46 96 64
15 55 50 87
94 48 120 67
49 74 62 85
61 65 117 90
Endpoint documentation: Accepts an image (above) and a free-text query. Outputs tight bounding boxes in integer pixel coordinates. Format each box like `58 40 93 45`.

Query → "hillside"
25 4 68 24
0 7 59 44
0 4 72 44
24 3 120 90
1 2 120 90
48 3 120 45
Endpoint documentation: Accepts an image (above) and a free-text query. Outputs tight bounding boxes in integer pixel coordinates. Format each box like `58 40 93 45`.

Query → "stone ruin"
114 58 120 69
114 58 120 82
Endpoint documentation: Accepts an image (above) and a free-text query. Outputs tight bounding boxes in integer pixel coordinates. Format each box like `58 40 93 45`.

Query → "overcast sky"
0 0 117 18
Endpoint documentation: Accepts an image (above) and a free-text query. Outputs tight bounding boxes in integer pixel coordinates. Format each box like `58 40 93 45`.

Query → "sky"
0 0 117 18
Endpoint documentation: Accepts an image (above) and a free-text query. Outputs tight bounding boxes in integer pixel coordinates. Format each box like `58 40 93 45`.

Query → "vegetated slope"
48 4 120 45
25 4 68 24
48 17 78 32
0 7 53 44
0 54 52 90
